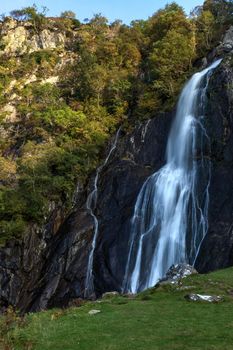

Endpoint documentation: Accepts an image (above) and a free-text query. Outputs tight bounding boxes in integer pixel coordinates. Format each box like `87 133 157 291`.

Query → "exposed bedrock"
196 54 233 272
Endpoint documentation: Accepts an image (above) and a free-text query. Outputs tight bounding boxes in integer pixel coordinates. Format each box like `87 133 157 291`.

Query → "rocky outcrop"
161 264 198 285
195 53 233 272
0 17 66 56
0 206 66 310
219 26 233 53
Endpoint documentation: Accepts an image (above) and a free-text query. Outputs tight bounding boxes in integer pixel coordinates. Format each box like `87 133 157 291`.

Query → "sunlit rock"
185 294 224 303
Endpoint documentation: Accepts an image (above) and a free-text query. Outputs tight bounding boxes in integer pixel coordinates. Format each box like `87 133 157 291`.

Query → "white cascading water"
123 59 222 294
84 128 121 298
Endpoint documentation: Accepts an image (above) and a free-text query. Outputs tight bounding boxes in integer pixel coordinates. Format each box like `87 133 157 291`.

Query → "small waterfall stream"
84 128 121 298
123 59 222 294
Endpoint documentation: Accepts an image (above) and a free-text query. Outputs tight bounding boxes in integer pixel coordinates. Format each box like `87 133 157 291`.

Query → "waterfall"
141 119 151 143
84 128 121 298
123 59 222 294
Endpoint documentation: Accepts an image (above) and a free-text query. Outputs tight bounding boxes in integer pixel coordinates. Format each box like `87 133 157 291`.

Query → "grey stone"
161 264 198 285
102 291 120 299
88 309 101 315
222 26 233 52
185 294 224 303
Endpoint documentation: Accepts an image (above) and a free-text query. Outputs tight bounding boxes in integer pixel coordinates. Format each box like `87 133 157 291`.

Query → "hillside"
1 267 233 349
0 1 231 244
1 0 233 315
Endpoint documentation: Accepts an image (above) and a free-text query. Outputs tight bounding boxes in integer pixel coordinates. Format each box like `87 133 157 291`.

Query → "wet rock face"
195 54 233 273
93 115 173 295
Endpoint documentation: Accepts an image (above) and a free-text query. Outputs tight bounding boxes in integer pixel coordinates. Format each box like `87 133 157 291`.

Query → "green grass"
2 267 233 350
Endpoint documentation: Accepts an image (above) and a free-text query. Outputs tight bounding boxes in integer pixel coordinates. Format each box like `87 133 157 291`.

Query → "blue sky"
1 0 203 24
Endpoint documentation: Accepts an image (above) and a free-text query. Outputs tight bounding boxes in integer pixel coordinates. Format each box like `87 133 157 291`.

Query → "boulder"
88 309 101 315
222 26 233 52
185 294 224 303
214 26 233 55
161 264 198 284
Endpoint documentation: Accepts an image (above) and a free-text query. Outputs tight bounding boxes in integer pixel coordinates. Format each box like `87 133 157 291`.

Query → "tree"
60 10 76 19
150 28 195 98
203 0 233 24
148 3 189 42
193 0 233 55
10 5 48 31
89 13 108 28
147 4 196 100
4 0 227 244
195 10 215 54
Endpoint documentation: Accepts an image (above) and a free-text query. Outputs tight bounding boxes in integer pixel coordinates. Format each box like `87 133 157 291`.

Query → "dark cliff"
196 52 233 272
1 33 233 313
0 112 173 311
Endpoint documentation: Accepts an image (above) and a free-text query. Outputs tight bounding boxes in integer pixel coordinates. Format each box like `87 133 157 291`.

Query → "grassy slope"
2 267 233 350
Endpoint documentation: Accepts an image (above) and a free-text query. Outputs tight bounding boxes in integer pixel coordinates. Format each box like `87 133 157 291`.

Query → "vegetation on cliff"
0 0 233 242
